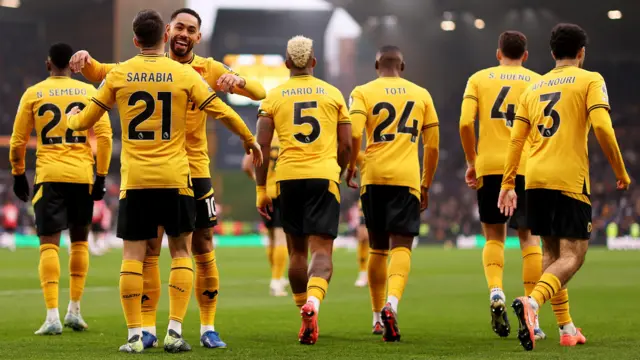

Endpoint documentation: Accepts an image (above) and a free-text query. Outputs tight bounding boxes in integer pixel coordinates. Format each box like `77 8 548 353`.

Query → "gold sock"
194 251 219 327
530 272 562 307
272 245 288 280
368 249 388 312
120 260 143 328
69 242 89 303
141 256 161 328
39 244 60 310
521 246 543 296
387 247 411 300
357 240 369 272
482 240 504 290
307 277 329 304
266 246 274 268
550 288 572 326
169 257 194 323
293 292 307 309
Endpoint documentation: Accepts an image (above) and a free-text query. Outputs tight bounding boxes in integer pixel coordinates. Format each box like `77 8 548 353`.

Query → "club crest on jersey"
200 76 213 92
348 96 353 109
98 79 106 89
601 83 609 103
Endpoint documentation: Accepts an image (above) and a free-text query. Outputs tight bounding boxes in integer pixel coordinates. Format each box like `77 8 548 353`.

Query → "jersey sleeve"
348 87 366 138
9 88 35 175
586 72 611 113
257 92 275 119
514 91 531 125
81 58 117 83
335 91 351 125
68 71 117 131
501 92 532 189
186 67 255 143
208 59 266 100
462 73 478 102
422 91 439 130
88 86 113 177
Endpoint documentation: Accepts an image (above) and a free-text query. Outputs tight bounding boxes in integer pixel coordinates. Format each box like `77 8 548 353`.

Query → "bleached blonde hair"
286 35 313 68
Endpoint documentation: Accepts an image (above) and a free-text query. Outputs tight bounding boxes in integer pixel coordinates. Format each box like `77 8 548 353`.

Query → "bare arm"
242 153 256 180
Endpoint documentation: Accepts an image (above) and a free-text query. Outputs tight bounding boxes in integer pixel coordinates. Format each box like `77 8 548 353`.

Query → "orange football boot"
512 297 536 351
560 328 587 347
299 302 319 345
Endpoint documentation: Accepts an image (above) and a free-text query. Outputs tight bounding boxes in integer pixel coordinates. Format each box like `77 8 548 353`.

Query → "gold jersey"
504 65 614 194
461 65 541 177
266 135 280 199
350 77 439 192
10 76 112 184
81 53 266 178
68 54 253 190
258 75 350 183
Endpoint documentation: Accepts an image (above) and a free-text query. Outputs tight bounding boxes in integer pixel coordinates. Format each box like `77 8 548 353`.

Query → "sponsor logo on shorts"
587 222 592 233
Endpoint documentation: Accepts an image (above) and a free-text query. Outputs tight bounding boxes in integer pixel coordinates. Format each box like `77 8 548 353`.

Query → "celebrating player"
69 8 266 349
9 43 113 335
459 31 545 339
66 9 261 353
255 35 352 345
498 23 630 351
242 136 289 297
346 45 439 341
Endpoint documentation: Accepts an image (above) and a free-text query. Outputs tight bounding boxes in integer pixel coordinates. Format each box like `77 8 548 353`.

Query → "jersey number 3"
491 86 515 127
538 92 561 138
128 91 172 141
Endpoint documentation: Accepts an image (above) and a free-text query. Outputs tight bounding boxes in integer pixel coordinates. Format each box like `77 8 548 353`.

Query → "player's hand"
69 50 92 73
465 165 477 189
256 187 273 220
617 178 630 191
13 174 29 202
244 141 263 166
346 167 358 189
420 186 429 211
497 188 517 217
91 175 107 201
66 106 81 118
217 74 245 93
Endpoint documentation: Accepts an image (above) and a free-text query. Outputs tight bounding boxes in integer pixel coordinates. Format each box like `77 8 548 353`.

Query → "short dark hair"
377 45 403 68
550 23 588 60
498 31 527 60
170 8 201 27
49 43 73 69
133 9 165 48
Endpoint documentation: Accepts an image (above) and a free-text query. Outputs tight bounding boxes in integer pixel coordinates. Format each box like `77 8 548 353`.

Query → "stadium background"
0 0 638 249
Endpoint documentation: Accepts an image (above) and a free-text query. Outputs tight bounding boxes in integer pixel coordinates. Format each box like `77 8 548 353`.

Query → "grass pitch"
0 246 637 359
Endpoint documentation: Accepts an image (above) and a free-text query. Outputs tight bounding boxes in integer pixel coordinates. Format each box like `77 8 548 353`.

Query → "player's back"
518 65 608 194
259 75 350 183
466 65 541 176
106 54 201 189
22 77 100 184
353 77 436 192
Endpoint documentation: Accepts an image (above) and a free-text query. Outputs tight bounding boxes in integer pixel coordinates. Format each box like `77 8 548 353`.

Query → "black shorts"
261 198 282 229
477 175 526 230
278 179 340 239
117 188 195 240
360 185 420 236
526 189 592 240
358 200 366 226
193 178 218 229
33 182 93 236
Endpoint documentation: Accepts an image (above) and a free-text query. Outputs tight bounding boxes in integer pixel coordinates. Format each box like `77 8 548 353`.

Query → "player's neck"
169 50 194 64
49 69 71 77
139 46 165 56
378 70 400 78
290 69 313 77
555 59 580 68
499 59 522 67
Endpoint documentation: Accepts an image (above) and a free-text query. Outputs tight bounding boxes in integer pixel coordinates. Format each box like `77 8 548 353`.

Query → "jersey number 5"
538 92 561 137
128 91 172 141
372 101 419 143
491 86 515 127
39 102 88 145
293 101 320 143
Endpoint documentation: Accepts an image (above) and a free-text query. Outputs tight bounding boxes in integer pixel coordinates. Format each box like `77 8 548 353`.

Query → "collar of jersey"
291 74 312 78
48 76 70 79
553 65 575 71
137 53 164 57
164 52 196 64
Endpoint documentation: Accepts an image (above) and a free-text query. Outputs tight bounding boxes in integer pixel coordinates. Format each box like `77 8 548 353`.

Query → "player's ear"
285 59 292 69
375 60 379 70
311 57 317 68
400 61 405 72
133 36 139 48
195 31 202 45
496 49 502 62
46 59 51 72
163 32 168 44
579 47 586 60
550 51 556 61
522 51 529 63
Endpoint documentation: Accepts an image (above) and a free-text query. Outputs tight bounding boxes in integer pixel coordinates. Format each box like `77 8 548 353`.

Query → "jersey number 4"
491 86 515 127
128 91 172 141
39 102 88 145
373 101 419 143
